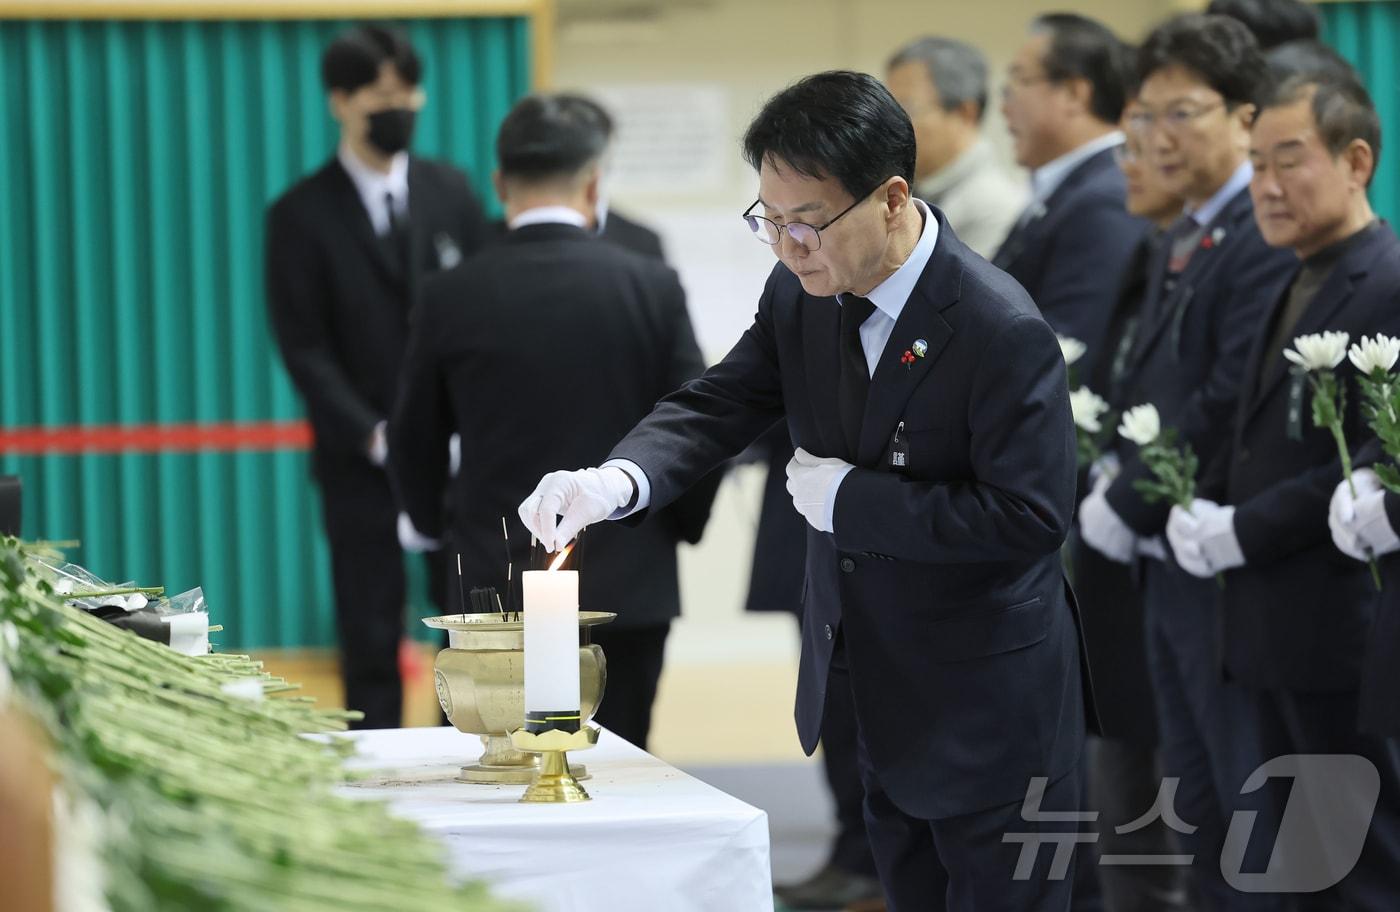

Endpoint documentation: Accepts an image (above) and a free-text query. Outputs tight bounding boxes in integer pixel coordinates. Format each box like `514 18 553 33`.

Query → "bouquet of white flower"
1069 386 1111 468
1289 332 1381 588
1117 403 1200 508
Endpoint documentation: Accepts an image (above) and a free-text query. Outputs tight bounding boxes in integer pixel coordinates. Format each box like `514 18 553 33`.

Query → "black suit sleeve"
387 292 453 537
454 174 492 258
265 200 382 455
833 313 1074 563
1106 240 1290 535
1035 192 1145 358
652 268 724 544
608 268 787 513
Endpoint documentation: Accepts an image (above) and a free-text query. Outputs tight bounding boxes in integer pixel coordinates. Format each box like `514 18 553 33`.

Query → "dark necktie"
384 191 410 274
838 296 876 461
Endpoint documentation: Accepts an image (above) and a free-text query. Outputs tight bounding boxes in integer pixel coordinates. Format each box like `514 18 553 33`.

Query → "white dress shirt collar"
507 206 590 230
1029 131 1124 204
841 198 940 324
1187 160 1253 229
338 143 410 236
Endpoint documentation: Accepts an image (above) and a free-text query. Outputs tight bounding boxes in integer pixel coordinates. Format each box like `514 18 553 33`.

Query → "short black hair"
322 24 422 93
1260 72 1381 185
1206 0 1320 50
1032 13 1133 124
1267 39 1356 82
1138 14 1271 110
887 36 991 122
497 93 614 182
742 71 916 200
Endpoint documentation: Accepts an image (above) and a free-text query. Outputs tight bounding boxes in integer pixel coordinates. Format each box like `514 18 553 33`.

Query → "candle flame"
548 544 573 572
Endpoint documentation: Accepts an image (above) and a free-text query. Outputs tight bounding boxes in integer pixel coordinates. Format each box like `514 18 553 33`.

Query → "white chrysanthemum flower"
1284 331 1350 372
1069 387 1110 433
1348 334 1400 375
1118 403 1161 446
1058 335 1087 368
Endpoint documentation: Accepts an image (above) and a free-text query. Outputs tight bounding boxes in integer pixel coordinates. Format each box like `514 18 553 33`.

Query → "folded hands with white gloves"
1329 468 1400 561
517 466 636 552
1165 499 1244 578
785 447 854 534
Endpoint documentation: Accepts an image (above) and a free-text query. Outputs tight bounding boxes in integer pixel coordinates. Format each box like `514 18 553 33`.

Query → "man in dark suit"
1079 16 1296 910
1073 103 1190 912
520 71 1091 911
1175 72 1400 907
265 24 489 729
388 93 712 750
996 14 1149 374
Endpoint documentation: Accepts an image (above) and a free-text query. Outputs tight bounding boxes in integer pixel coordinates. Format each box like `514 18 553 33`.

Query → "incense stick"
456 553 467 622
501 517 516 624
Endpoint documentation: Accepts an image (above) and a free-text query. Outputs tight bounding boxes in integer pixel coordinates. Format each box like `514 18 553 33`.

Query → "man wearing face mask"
266 23 488 729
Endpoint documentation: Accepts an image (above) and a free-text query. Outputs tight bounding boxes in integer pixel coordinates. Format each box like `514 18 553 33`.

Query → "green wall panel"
0 17 530 648
1321 2 1400 222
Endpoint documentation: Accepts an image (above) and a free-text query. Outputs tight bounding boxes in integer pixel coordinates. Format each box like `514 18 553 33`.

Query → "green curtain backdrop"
0 16 529 648
1321 2 1399 221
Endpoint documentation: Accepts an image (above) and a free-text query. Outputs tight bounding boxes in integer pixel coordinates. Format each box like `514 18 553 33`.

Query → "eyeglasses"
1127 100 1226 135
742 182 887 252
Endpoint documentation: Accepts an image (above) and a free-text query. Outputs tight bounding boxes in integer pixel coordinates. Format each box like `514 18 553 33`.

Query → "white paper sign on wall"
591 84 731 194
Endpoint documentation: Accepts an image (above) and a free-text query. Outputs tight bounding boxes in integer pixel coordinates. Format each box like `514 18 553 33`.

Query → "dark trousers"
1088 735 1189 912
589 623 669 750
1141 563 1284 912
1252 688 1400 911
819 647 879 878
830 649 1081 912
319 469 440 730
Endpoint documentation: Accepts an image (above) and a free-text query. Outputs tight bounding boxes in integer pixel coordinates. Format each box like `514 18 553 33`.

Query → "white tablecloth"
336 726 774 912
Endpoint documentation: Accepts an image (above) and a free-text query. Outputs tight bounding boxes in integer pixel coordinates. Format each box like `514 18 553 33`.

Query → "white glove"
1079 474 1137 564
1137 536 1168 561
1088 452 1121 489
785 447 853 534
397 512 440 553
1166 499 1243 578
448 433 461 479
1329 469 1400 560
367 420 388 467
518 466 634 552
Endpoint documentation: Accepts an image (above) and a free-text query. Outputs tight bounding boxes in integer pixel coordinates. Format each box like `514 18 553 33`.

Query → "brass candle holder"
509 725 600 803
423 611 615 784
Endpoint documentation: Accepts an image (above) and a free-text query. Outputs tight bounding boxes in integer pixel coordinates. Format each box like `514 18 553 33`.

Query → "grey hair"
887 36 990 122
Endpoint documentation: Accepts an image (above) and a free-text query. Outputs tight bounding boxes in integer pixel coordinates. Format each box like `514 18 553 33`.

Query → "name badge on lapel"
433 232 462 270
889 421 910 472
1287 368 1307 441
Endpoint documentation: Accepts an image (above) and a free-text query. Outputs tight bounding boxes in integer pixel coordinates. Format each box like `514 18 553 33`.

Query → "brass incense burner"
423 611 615 784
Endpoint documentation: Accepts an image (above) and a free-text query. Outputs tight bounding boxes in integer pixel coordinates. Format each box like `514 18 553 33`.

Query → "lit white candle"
522 564 580 728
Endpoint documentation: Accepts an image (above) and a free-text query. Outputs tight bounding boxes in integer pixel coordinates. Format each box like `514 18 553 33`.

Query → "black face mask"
366 108 417 156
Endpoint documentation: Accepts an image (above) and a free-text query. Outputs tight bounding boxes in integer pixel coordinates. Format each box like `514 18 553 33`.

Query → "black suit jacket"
1105 186 1297 535
610 210 1089 820
602 211 666 260
388 223 710 628
1071 232 1162 748
1201 223 1400 693
266 156 489 493
992 147 1149 374
1369 496 1400 736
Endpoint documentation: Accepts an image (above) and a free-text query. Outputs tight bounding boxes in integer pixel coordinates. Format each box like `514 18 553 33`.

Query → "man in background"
884 36 1025 258
1080 15 1296 908
1074 103 1189 912
996 13 1148 375
388 94 714 750
266 24 489 729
